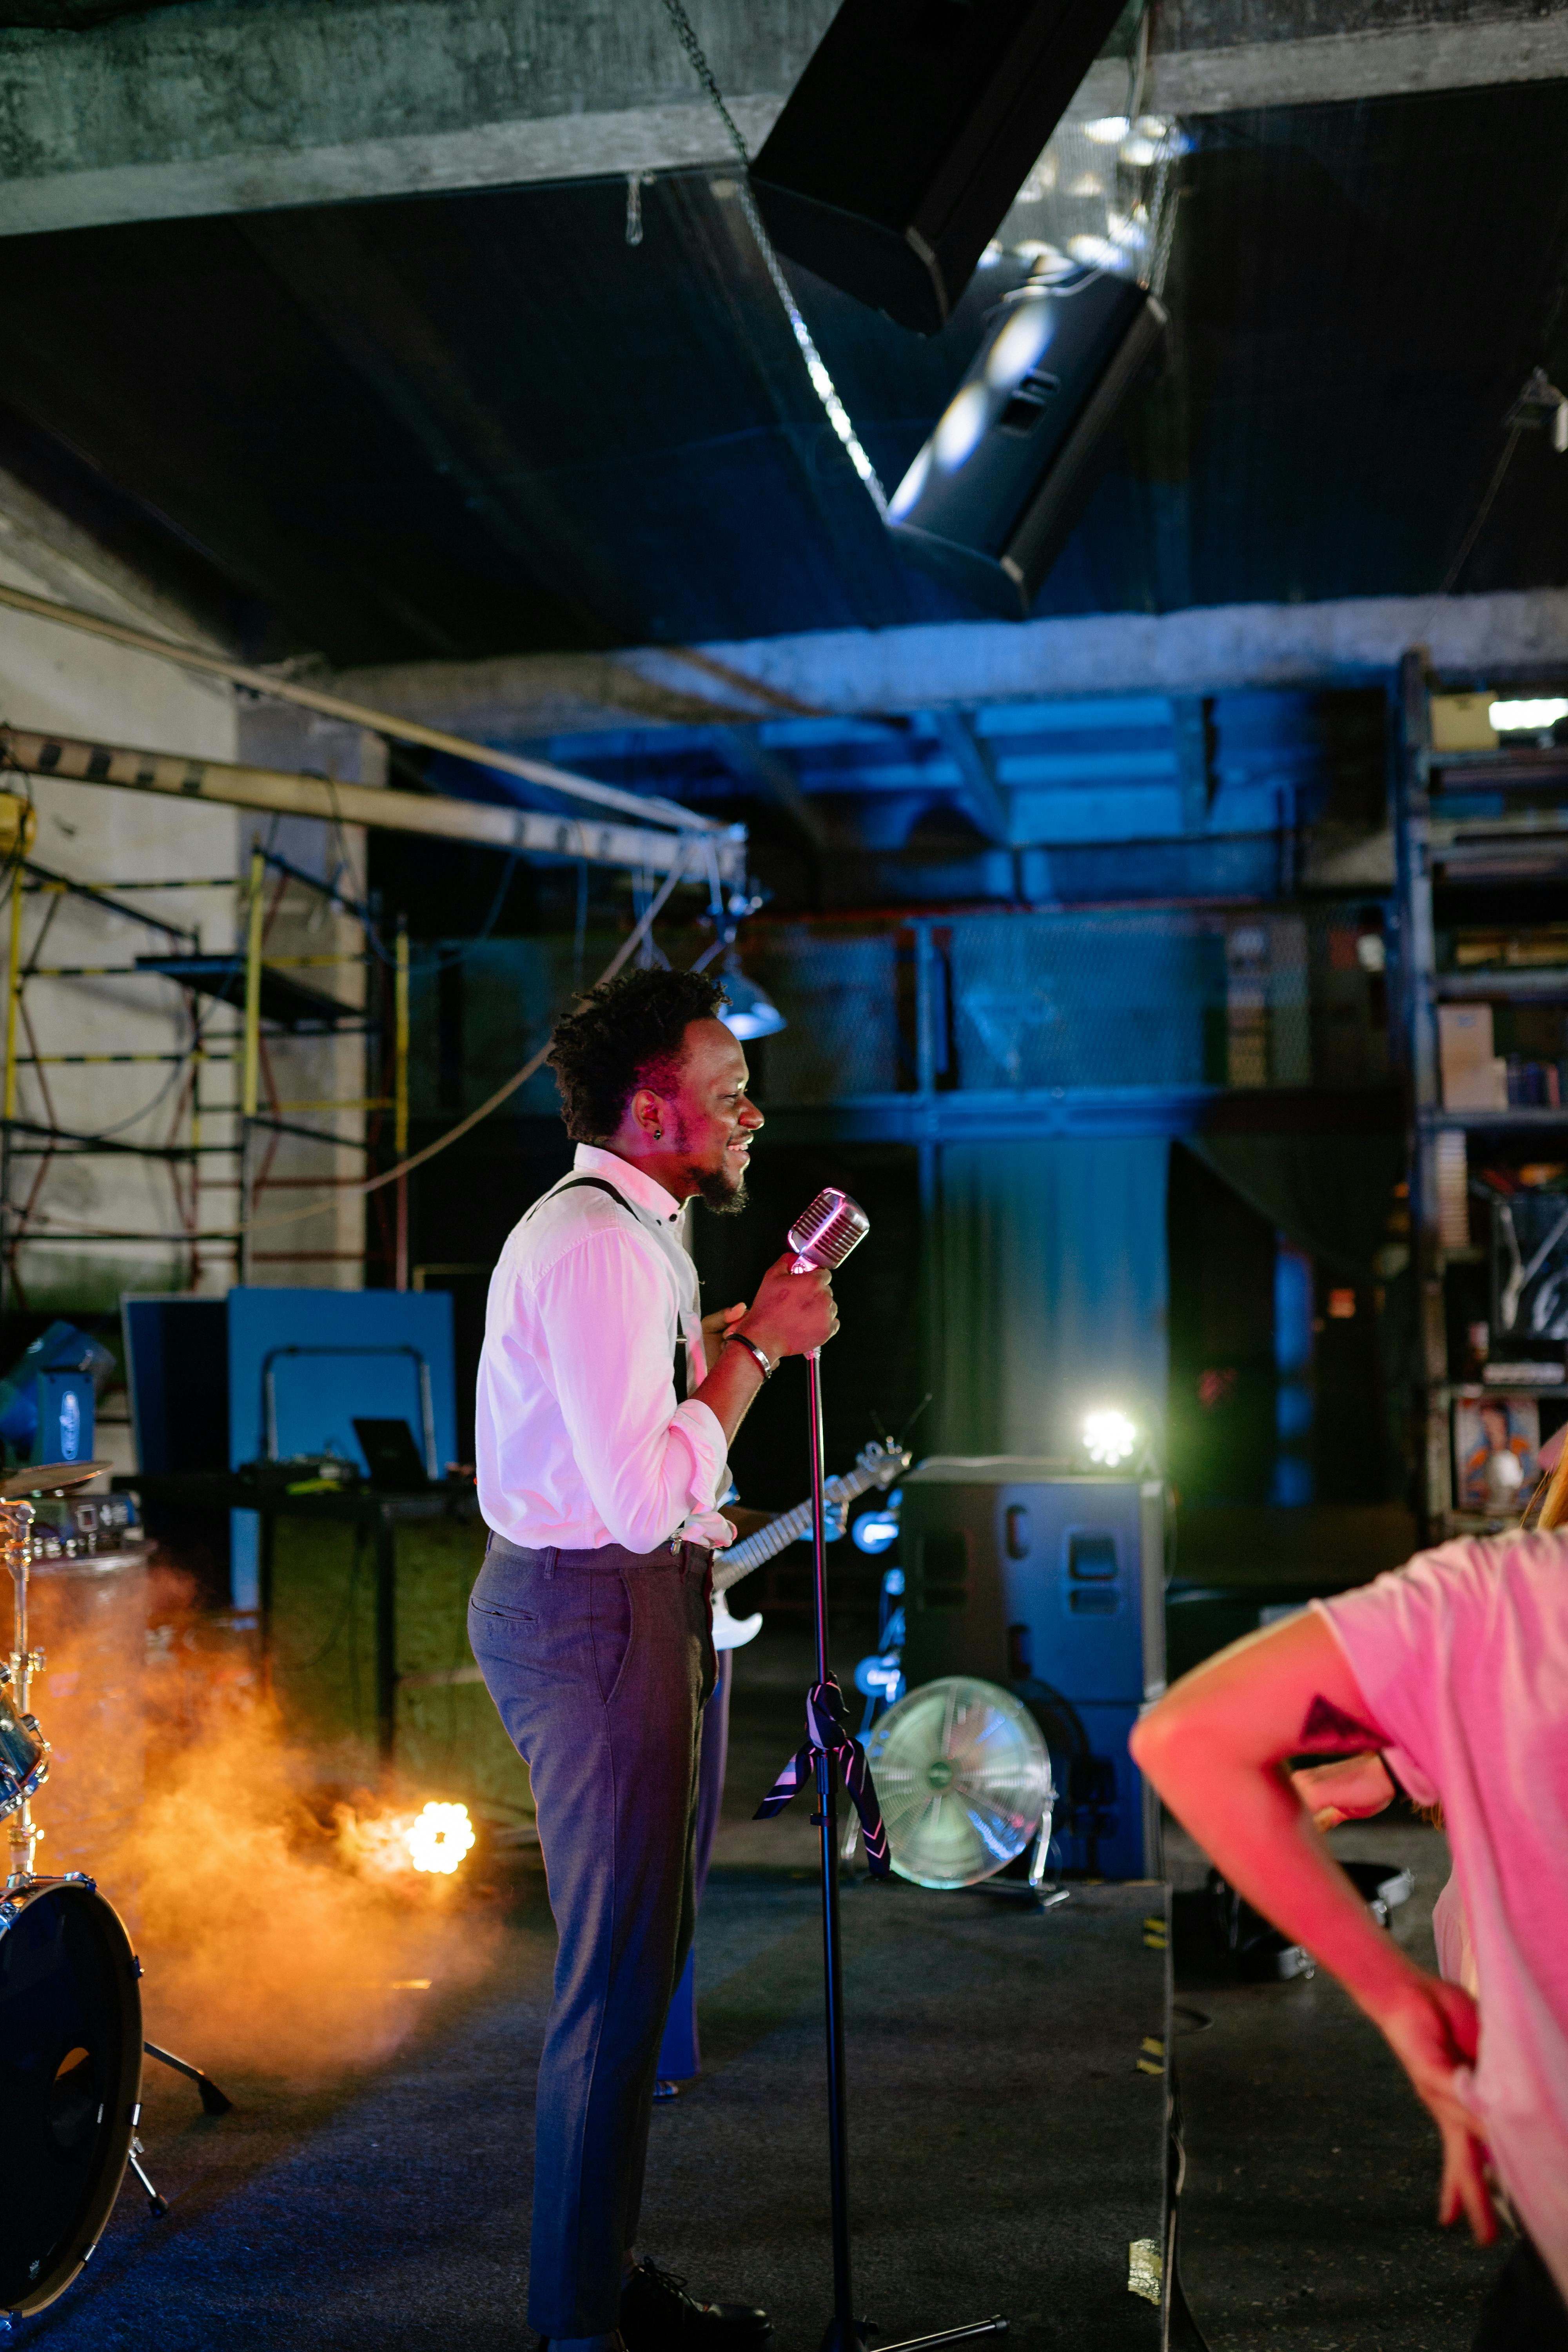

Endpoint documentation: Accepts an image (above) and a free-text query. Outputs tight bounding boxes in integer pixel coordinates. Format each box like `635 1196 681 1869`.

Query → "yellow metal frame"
241 843 265 1121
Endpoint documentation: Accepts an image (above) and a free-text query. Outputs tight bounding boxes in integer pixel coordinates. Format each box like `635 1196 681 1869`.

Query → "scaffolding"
0 814 409 1310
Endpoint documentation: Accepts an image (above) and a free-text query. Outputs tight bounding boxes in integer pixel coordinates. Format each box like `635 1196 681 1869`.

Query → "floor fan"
864 1677 1057 1894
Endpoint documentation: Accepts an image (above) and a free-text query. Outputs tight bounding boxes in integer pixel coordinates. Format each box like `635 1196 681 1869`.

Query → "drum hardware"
142 2038 233 2118
0 1470 231 2327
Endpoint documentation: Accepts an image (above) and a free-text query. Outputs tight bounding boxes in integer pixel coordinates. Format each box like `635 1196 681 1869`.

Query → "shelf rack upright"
1393 648 1568 1538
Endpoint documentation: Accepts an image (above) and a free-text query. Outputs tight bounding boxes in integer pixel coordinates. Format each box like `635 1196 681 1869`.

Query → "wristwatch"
726 1331 775 1381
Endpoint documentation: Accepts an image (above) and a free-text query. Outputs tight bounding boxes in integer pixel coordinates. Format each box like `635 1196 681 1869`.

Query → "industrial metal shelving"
1394 650 1568 1538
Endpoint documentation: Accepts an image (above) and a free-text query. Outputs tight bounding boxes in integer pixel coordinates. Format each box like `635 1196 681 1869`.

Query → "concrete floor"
1167 1813 1509 2352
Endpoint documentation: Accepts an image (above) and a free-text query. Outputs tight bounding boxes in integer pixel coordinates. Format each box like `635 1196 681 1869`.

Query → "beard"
694 1164 749 1216
668 1111 751 1214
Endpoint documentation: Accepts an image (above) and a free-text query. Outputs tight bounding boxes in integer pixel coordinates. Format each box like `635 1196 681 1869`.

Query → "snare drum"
0 1681 47 1821
0 1875 143 2317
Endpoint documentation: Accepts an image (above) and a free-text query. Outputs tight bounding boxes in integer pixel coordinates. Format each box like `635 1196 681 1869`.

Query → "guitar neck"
712 1461 885 1594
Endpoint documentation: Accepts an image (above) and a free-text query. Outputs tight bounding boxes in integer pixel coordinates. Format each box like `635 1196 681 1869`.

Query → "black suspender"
525 1175 639 1222
525 1176 689 1393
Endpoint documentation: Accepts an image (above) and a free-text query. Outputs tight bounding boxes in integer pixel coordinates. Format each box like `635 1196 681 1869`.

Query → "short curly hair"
546 966 730 1142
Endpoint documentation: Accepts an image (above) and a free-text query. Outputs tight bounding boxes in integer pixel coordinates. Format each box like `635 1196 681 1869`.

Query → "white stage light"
1489 698 1568 732
1082 1408 1136 1466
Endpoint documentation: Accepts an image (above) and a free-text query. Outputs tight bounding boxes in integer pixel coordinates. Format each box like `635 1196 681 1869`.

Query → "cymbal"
0 1459 109 1499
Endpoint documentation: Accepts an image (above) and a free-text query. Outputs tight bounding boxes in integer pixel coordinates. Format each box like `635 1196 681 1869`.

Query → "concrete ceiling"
4 0 1565 911
1 0 1565 236
7 73 1568 666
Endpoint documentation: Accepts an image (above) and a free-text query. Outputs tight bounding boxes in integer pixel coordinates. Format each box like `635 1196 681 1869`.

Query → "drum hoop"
0 1876 143 2318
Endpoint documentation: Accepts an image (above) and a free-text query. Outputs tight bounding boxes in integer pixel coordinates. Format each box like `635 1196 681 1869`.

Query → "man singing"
470 966 838 2352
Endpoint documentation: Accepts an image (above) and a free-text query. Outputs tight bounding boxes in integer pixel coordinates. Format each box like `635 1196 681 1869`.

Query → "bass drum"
0 1876 142 2316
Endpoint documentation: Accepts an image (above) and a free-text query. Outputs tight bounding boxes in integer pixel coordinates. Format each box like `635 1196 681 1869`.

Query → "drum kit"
0 1459 229 2331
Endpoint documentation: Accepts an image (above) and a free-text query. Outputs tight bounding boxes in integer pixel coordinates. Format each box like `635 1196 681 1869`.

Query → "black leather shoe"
620 2259 771 2352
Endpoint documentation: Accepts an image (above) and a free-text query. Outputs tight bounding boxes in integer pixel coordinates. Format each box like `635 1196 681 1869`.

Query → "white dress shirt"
475 1143 734 1554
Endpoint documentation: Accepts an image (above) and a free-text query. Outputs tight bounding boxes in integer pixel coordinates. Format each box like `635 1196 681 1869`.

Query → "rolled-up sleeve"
534 1230 724 1553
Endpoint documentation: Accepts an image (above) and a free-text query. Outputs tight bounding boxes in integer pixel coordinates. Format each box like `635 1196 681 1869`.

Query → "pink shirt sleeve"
534 1229 726 1554
1312 1552 1470 1805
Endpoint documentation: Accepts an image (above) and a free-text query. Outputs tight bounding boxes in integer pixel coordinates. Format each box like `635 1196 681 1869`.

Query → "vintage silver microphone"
788 1185 871 1282
786 1187 869 1664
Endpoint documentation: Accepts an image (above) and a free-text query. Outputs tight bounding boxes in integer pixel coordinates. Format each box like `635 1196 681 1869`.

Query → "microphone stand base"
818 2318 1009 2352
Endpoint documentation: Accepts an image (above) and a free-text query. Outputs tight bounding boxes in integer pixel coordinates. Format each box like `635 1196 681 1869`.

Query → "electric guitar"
712 1437 911 1596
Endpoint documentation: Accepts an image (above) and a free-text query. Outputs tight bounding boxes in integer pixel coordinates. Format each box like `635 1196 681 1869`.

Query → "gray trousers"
469 1532 716 2338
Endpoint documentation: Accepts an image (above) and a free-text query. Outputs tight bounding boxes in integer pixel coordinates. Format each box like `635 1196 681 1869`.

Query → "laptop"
353 1417 432 1494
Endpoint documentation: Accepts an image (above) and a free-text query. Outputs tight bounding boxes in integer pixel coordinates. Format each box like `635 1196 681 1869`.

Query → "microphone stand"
791 1341 1006 2352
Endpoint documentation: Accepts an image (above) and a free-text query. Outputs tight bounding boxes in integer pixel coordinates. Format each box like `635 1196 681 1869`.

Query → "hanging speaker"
885 265 1165 617
750 0 1132 335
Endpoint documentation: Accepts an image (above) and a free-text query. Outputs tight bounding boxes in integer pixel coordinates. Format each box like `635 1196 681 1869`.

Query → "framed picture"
1453 1393 1540 1516
1492 1194 1568 1347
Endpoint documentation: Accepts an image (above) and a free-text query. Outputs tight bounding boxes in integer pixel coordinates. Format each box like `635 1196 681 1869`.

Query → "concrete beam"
0 0 1561 239
0 0 835 237
1149 2 1568 115
0 723 742 877
327 590 1568 733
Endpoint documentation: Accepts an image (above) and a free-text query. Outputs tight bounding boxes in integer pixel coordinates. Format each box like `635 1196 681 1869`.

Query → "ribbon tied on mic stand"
755 1188 1005 2352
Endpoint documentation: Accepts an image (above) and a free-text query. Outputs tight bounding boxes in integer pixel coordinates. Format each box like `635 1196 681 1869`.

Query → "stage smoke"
38 1570 501 2081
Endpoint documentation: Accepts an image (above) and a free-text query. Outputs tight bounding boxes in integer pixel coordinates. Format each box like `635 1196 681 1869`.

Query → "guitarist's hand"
740 1252 840 1361
719 1505 777 1542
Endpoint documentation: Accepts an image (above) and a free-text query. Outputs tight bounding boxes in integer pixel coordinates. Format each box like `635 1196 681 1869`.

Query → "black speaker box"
900 1458 1166 1877
886 266 1166 615
750 0 1132 334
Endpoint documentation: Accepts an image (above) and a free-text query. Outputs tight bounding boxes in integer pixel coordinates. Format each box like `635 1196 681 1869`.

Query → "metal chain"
660 0 751 167
659 0 889 515
1148 136 1182 301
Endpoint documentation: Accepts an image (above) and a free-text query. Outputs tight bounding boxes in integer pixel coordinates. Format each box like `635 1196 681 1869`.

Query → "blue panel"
226 1288 456 1476
977 697 1177 737
996 750 1179 786
1009 786 1185 845
1270 1237 1317 1507
996 1482 1148 1703
122 1294 229 1474
1045 1699 1152 1880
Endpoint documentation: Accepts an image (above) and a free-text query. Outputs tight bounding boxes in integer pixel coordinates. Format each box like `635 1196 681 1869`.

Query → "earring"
652 1127 662 1140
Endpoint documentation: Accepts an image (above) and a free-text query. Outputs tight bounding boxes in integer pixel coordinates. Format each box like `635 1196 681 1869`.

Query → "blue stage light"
852 1508 900 1555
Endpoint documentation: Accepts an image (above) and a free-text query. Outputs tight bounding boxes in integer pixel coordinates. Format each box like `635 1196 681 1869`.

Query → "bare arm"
1131 1612 1494 2240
